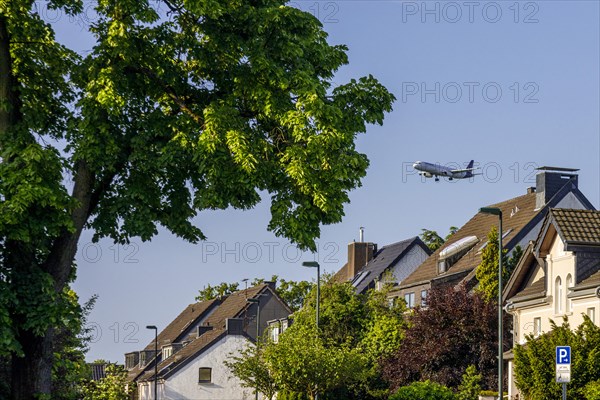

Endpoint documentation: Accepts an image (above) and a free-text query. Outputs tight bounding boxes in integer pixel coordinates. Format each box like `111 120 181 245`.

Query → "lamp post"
247 298 261 400
146 325 158 400
479 207 503 400
302 261 320 329
302 261 320 400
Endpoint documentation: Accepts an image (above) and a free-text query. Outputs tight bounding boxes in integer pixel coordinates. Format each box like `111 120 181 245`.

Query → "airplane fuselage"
413 161 474 181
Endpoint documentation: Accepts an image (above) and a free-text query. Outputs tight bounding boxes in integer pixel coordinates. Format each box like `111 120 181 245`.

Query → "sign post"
556 346 571 400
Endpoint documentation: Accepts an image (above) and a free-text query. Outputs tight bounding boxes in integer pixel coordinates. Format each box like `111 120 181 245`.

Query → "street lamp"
479 207 503 400
146 325 158 400
302 261 320 329
302 261 320 400
247 298 261 400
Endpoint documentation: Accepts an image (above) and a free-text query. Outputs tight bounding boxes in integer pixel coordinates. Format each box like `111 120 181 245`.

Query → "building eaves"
130 284 271 382
138 328 228 382
509 278 546 302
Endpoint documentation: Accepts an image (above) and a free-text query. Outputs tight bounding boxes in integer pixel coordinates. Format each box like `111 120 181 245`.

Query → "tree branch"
124 66 205 127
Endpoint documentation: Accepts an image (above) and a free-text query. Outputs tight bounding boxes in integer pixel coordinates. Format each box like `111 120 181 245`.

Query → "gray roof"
352 237 430 294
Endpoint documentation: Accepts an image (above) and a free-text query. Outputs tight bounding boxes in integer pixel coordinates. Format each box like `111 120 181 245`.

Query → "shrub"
583 381 600 400
388 381 455 400
457 365 482 400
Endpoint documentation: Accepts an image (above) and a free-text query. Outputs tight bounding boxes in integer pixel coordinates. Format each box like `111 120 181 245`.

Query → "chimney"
535 167 579 209
527 187 536 194
264 280 276 291
226 318 244 335
347 241 376 281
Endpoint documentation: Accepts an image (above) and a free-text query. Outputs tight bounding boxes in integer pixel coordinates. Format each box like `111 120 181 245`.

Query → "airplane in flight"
413 160 481 181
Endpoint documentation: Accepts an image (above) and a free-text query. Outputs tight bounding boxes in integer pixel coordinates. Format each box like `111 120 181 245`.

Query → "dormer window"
162 346 173 360
438 236 478 274
438 260 446 274
125 352 139 369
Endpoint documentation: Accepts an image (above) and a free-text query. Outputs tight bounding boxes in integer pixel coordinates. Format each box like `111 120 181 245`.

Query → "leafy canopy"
227 279 406 400
1 0 394 396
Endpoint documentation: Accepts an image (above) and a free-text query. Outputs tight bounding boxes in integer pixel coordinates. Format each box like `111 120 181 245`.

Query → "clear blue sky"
44 0 600 362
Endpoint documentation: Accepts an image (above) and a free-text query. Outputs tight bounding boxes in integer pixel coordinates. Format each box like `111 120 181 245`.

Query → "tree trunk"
11 329 54 400
2 13 98 398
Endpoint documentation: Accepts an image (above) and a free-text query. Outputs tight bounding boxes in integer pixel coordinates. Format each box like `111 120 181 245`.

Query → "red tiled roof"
551 209 600 245
401 193 540 286
131 284 269 382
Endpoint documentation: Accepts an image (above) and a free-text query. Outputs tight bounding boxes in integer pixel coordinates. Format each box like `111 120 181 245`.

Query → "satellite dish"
595 286 600 298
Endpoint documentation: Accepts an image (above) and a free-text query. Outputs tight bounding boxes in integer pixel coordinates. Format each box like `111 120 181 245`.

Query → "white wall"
141 335 253 400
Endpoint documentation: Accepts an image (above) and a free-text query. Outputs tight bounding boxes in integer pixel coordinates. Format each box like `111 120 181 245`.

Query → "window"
162 346 172 360
421 290 428 306
555 276 562 314
198 367 212 383
533 317 541 337
271 325 280 343
438 260 446 274
388 297 396 308
588 308 596 323
125 353 139 369
404 292 415 308
566 274 573 313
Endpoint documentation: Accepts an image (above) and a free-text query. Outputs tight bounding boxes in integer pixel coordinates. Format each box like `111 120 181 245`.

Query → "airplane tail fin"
465 160 474 178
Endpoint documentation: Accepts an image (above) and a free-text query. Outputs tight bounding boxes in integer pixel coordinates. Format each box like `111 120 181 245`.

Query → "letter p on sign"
556 346 571 364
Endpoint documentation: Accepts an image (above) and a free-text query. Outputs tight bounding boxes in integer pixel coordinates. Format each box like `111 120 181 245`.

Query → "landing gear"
435 177 440 182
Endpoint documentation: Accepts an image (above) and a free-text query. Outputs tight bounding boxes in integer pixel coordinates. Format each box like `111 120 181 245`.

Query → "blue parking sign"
556 346 571 365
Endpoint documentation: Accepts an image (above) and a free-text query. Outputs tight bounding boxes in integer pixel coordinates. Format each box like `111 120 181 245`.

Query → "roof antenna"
359 227 365 242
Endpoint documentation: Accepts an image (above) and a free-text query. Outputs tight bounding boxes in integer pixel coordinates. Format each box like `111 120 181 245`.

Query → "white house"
126 283 292 400
503 208 600 399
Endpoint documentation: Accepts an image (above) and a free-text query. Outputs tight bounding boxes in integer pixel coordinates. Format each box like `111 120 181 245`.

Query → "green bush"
457 365 481 400
583 381 600 400
514 316 600 400
389 381 455 400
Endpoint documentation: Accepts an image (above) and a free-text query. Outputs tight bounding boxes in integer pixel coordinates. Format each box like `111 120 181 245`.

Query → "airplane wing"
450 167 480 173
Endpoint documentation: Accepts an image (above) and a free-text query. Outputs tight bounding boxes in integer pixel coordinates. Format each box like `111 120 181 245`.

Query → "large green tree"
0 0 395 398
228 279 406 399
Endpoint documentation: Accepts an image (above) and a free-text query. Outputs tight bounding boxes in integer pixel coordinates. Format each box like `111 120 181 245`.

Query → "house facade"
126 283 291 400
504 208 600 399
333 234 431 298
392 167 595 307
